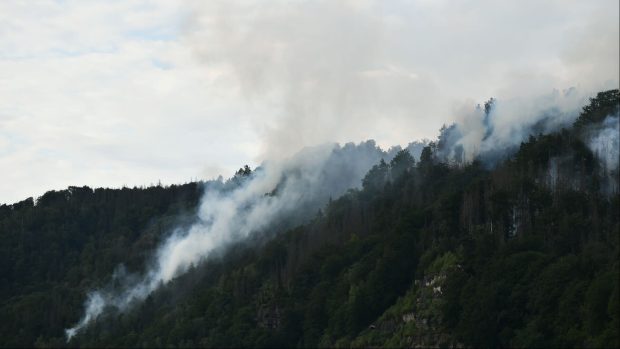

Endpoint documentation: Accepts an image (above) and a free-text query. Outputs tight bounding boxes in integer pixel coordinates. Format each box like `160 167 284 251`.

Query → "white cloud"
0 1 266 204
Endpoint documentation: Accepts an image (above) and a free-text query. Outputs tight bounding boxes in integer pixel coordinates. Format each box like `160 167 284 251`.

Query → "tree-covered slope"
0 183 203 347
1 90 618 348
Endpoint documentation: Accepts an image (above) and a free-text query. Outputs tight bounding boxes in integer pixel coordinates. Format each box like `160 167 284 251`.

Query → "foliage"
0 90 618 348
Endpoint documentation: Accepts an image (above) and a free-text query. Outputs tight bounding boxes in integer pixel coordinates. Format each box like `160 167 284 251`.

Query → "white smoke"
65 293 105 340
64 92 617 341
587 114 620 194
436 88 587 165
588 115 620 172
185 0 619 160
65 140 389 340
64 0 620 338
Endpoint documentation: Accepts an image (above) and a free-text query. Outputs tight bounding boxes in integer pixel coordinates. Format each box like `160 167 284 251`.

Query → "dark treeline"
0 183 203 347
1 90 618 348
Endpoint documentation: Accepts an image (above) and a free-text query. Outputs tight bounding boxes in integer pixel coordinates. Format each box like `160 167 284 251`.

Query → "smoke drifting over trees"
1 1 618 347
435 89 619 168
185 0 619 159
65 140 405 338
0 87 617 347
65 89 618 340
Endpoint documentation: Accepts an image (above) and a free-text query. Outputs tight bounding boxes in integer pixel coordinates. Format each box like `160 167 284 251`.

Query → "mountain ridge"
0 89 618 348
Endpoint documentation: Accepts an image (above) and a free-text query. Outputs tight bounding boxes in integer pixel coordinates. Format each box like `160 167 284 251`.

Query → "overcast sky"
0 0 618 204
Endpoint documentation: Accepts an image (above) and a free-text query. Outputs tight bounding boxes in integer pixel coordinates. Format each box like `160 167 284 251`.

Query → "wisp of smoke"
65 140 397 341
588 115 620 171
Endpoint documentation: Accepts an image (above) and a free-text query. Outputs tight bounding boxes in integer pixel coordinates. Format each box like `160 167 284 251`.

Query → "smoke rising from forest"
65 140 407 340
435 89 619 189
185 0 618 160
65 88 618 340
588 115 619 172
65 0 619 339
435 88 587 166
587 114 620 194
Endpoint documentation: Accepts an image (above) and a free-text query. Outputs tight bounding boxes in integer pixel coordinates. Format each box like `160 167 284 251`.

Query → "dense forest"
1 90 618 348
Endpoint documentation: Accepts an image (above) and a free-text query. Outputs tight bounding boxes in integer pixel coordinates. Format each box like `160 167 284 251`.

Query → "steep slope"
0 183 203 347
0 90 618 348
73 90 619 348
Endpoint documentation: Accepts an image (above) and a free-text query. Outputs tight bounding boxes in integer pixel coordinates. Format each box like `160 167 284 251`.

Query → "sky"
0 0 618 204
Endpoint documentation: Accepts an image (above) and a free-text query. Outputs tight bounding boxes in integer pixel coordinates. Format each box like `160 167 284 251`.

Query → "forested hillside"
0 183 204 347
1 90 618 348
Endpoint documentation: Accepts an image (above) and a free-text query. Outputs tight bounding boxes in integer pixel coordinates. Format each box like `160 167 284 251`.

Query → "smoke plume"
65 89 618 341
65 0 619 339
436 88 591 167
65 140 397 340
185 0 619 160
587 115 620 172
587 114 620 193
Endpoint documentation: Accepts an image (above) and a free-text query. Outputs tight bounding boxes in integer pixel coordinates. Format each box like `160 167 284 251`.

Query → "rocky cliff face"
351 252 465 348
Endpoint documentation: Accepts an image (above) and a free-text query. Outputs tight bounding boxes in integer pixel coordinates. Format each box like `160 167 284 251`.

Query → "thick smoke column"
65 141 393 340
186 0 618 160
